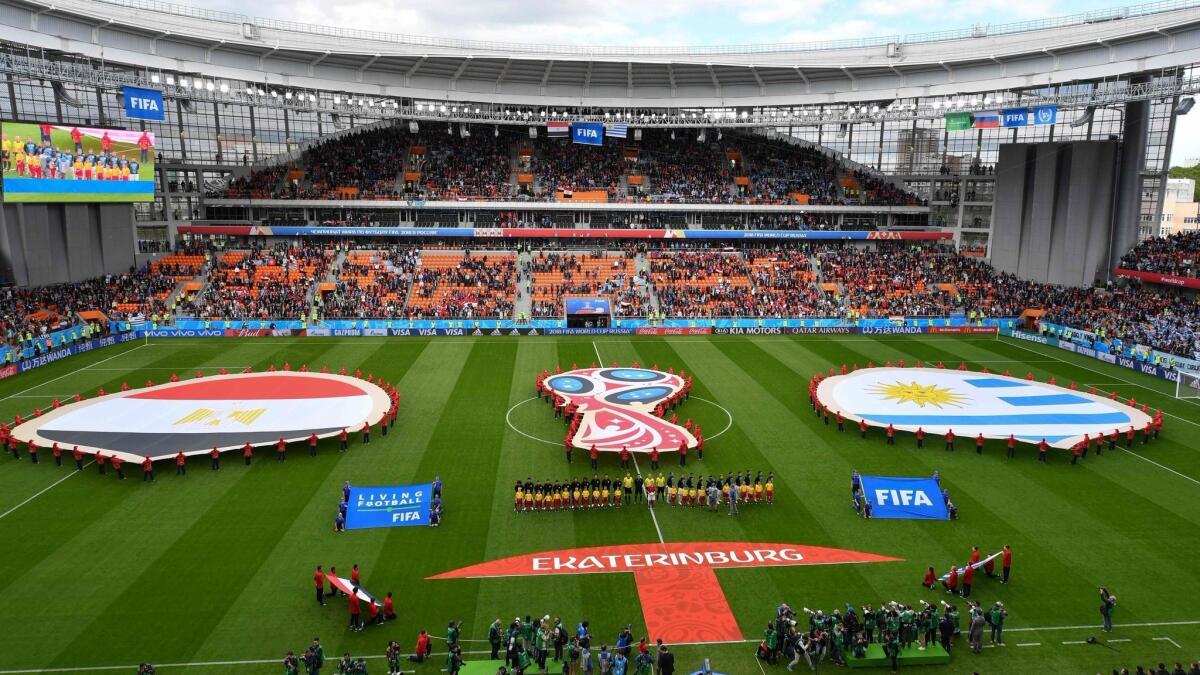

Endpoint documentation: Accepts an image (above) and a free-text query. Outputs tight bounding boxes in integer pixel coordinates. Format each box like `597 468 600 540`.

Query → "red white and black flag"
10 372 391 461
547 121 569 138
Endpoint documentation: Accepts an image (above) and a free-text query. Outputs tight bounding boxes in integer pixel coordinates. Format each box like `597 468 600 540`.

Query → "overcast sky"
193 0 1198 166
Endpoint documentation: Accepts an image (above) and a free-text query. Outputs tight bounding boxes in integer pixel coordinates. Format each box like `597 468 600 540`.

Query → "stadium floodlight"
475 107 480 114
440 105 447 112
285 91 292 99
1070 105 1095 127
309 94 316 102
270 90 278 97
205 81 214 91
151 74 160 84
1175 97 1195 116
165 75 175 85
180 78 190 88
219 83 229 93
245 86 253 94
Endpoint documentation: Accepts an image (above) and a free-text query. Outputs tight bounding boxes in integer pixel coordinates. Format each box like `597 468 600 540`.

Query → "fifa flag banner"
346 484 433 529
860 476 949 520
572 122 604 146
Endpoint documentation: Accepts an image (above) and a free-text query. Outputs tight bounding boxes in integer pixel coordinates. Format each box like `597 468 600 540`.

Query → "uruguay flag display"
860 475 948 520
816 367 1151 449
346 484 433 529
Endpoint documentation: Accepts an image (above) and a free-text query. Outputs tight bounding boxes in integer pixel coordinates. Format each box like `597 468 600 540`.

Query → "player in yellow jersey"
590 487 600 508
515 486 524 512
600 486 609 508
572 487 581 509
533 490 544 512
765 474 775 504
13 146 26 176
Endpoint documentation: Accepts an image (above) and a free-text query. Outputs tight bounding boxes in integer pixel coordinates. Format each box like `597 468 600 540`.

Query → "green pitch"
0 334 1197 675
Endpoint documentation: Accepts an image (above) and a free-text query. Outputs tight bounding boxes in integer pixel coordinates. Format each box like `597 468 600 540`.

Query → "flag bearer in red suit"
619 445 630 470
961 562 975 598
859 419 868 439
142 456 154 481
1006 434 1016 459
309 433 319 457
886 424 895 445
943 566 958 594
243 442 253 465
923 566 937 589
944 429 955 451
649 446 659 470
915 427 925 449
678 442 687 467
1001 545 1013 584
1038 439 1048 463
590 444 599 470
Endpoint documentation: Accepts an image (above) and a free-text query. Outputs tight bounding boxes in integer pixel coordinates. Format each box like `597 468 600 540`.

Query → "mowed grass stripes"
0 335 1196 674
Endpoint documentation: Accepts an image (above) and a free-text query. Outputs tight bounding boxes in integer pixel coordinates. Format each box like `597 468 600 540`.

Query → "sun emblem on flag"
868 381 968 408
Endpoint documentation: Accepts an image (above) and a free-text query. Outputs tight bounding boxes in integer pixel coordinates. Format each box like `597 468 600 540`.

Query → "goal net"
1177 368 1200 400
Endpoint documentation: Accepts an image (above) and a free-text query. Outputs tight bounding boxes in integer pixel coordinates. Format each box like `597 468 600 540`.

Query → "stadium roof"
3 0 1200 107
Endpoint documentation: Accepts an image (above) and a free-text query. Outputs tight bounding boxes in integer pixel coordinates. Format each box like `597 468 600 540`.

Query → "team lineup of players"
514 470 774 511
3 124 150 180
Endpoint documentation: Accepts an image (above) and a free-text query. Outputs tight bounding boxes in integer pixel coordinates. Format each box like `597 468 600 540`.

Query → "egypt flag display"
10 372 391 461
543 367 696 453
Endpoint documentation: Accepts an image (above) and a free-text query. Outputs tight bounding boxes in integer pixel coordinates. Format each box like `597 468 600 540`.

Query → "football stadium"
2 1 1200 673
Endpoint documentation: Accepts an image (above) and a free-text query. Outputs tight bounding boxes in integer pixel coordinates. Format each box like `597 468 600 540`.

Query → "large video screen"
1 122 155 203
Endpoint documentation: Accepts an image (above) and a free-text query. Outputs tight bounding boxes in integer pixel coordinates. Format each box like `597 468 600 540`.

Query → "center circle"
505 395 734 447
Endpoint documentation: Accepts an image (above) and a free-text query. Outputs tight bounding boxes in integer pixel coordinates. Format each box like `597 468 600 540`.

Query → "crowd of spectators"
1119 231 1200 279
218 127 929 206
4 237 1196 359
406 253 516 319
743 141 840 205
524 252 647 318
322 247 420 319
193 244 333 320
639 134 734 203
416 132 514 199
534 141 626 196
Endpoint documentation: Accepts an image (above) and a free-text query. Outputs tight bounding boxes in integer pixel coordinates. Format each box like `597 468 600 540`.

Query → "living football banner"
346 484 433 529
859 475 949 520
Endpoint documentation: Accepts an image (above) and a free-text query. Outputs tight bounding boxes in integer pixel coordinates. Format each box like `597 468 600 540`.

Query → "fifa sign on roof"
123 86 165 121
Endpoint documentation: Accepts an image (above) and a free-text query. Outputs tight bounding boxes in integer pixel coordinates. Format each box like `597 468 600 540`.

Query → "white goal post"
1177 368 1200 400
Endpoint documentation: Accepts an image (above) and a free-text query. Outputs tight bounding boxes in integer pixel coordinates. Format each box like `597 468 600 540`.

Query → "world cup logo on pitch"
543 367 696 452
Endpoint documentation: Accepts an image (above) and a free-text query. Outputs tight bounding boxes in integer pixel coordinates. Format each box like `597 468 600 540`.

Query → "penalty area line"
0 343 149 404
0 461 94 522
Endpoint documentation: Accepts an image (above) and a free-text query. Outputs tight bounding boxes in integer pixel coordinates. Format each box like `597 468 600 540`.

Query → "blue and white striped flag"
607 124 628 139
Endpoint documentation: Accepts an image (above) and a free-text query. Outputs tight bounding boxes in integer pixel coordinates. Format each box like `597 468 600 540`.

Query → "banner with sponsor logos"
860 476 949 520
177 224 952 242
346 483 433 529
636 327 713 336
16 332 140 374
1002 329 1180 382
1113 267 1200 290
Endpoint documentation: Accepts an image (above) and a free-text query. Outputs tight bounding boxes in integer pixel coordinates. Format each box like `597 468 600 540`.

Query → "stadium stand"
406 252 517 319
1120 231 1200 279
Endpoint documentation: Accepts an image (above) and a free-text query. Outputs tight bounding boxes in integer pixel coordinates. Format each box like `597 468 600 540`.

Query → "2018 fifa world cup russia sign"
431 542 900 643
542 367 696 452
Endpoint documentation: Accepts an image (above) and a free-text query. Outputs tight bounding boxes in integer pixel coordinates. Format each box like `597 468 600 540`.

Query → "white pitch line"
630 454 665 545
0 656 415 674
0 343 149 404
27 619 1200 673
592 339 666 546
1155 636 1183 649
1062 640 1087 645
1108 638 1132 643
1116 447 1200 488
1006 619 1200 633
0 461 94 522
